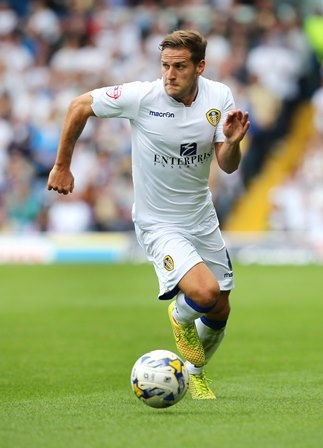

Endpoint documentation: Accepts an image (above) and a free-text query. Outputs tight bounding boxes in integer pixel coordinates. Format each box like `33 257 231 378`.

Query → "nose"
167 66 176 79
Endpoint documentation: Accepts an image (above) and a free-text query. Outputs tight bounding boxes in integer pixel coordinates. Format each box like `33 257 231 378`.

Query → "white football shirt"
91 77 235 231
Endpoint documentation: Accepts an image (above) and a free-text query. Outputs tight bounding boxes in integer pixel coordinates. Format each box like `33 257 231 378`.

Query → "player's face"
161 48 205 106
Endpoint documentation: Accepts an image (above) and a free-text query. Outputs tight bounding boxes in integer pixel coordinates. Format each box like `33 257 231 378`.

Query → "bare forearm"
215 140 241 174
54 93 94 168
215 109 249 174
48 92 94 195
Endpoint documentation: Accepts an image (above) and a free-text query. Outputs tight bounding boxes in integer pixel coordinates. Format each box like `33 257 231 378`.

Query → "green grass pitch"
0 262 323 448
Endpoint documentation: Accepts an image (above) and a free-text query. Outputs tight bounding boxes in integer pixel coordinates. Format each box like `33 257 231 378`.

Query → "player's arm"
47 92 95 195
214 110 249 174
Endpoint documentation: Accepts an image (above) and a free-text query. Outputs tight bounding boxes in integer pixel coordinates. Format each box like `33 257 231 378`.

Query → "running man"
48 29 250 399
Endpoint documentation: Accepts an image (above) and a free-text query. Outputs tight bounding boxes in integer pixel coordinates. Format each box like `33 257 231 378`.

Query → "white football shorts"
135 224 234 300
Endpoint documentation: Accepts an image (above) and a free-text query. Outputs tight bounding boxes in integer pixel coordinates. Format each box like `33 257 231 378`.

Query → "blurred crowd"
0 0 322 234
269 88 323 238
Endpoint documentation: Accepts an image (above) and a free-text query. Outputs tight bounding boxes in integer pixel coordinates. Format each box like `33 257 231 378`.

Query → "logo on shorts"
163 255 174 271
206 109 221 127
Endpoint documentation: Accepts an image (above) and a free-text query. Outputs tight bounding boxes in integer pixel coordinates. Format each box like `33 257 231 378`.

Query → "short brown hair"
159 30 207 64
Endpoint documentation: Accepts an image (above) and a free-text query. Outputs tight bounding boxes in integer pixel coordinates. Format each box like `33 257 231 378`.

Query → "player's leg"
179 228 233 399
182 292 230 399
135 224 225 398
196 290 230 363
135 225 208 365
168 263 222 399
191 229 233 365
177 261 221 309
168 261 221 367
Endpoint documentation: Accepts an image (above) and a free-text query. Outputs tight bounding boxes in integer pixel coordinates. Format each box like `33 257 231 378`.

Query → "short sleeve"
91 81 144 120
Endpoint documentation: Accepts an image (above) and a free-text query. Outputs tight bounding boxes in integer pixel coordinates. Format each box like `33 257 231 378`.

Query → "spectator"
311 70 323 135
0 0 320 234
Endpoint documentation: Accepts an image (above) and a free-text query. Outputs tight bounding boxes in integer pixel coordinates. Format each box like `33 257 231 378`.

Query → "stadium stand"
224 102 315 231
0 0 322 235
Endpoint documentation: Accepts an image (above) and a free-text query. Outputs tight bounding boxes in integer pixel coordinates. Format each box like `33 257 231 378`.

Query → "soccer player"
48 29 250 399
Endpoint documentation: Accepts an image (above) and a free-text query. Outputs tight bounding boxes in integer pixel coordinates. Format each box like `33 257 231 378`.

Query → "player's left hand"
223 110 250 143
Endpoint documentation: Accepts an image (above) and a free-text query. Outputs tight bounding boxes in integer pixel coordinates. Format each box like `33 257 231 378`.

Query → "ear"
196 59 205 76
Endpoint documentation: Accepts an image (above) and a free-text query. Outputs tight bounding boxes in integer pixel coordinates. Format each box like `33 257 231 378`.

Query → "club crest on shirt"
206 109 221 127
106 85 122 99
163 255 174 271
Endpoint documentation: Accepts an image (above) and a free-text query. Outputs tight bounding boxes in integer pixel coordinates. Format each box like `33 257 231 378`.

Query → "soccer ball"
131 349 189 408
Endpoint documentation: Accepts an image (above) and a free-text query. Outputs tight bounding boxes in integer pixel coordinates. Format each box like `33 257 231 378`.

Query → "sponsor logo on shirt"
154 146 212 168
180 143 197 156
106 85 122 99
149 110 175 118
206 109 221 127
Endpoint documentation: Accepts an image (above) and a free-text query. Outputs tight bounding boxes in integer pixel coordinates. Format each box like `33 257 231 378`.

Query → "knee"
191 281 221 308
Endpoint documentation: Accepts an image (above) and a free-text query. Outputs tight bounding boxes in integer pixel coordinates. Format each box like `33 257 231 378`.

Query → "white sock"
172 292 204 325
196 318 226 363
185 361 203 375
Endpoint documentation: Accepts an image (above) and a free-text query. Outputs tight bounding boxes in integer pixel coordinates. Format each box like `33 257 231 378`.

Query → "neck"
173 87 199 107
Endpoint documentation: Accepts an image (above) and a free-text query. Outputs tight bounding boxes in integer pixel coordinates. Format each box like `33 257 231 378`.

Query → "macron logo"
149 110 175 118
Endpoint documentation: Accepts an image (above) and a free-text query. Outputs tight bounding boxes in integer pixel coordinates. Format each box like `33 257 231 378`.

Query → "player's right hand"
47 165 74 195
